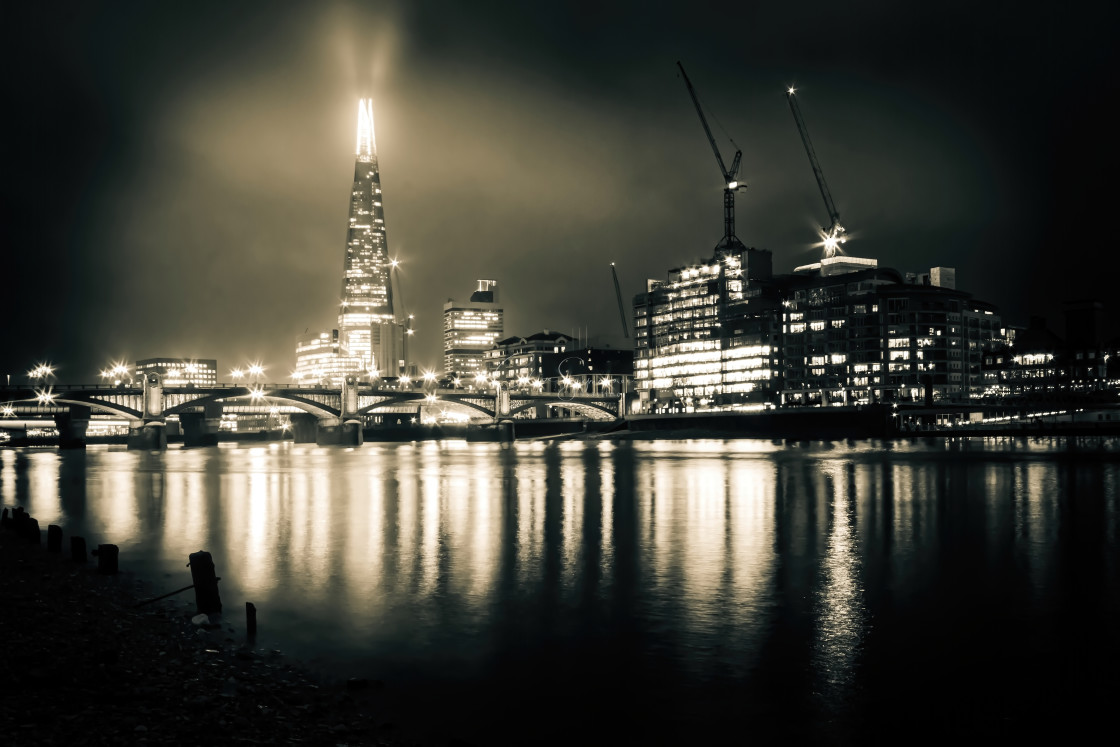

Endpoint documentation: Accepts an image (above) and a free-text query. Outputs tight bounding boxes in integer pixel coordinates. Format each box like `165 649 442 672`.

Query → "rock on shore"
0 522 414 746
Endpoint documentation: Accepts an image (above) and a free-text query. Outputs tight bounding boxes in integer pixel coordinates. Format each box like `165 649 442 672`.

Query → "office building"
443 280 503 377
134 358 218 386
293 330 364 385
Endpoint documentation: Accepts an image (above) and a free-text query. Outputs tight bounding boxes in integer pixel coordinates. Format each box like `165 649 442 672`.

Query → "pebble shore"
0 516 421 746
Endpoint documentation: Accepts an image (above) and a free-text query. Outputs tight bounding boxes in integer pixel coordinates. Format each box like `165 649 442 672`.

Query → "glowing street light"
247 363 265 380
249 386 265 401
230 368 244 381
2 404 15 418
35 387 56 405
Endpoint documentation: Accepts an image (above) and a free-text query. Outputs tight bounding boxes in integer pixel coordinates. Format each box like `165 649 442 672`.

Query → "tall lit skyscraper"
339 98 396 370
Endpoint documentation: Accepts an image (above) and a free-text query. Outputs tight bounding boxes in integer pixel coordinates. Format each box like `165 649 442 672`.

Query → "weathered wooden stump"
71 536 87 563
188 551 222 614
95 544 119 574
0 507 9 529
26 518 40 544
246 602 257 638
47 524 63 552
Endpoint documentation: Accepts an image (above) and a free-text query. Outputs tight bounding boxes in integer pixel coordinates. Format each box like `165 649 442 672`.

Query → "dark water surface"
3 438 1119 744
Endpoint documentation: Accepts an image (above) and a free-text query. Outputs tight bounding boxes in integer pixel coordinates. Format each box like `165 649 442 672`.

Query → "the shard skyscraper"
338 98 396 372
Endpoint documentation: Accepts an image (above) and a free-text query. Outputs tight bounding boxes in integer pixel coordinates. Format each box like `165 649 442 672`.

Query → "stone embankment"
0 508 420 746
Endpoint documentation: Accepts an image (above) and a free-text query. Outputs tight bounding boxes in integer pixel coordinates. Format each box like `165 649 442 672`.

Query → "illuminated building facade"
443 280 503 377
633 246 781 413
634 245 1009 411
338 98 396 370
486 332 632 393
134 358 217 386
293 330 363 385
780 268 1004 405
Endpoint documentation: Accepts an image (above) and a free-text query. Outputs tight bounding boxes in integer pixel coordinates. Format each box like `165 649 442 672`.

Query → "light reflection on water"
2 439 1119 743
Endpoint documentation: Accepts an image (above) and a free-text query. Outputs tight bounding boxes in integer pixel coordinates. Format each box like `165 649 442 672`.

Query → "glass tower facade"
339 98 396 370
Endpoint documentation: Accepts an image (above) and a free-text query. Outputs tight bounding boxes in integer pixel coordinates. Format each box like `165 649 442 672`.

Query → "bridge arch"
163 391 339 419
507 399 618 420
49 397 142 421
356 394 494 418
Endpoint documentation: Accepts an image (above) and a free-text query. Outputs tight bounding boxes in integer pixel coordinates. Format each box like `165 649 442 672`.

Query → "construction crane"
676 61 747 255
610 263 629 338
786 86 847 258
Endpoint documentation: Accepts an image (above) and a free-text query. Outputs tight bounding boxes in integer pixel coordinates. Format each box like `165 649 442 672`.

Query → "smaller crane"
786 86 847 258
677 61 747 254
610 263 629 339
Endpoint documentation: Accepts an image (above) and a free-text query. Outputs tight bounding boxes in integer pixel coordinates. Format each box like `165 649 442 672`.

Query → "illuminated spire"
356 98 376 162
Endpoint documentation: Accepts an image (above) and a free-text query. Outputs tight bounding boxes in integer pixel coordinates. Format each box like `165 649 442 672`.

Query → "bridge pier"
290 413 319 443
316 419 363 446
127 422 167 451
179 401 223 447
54 405 91 449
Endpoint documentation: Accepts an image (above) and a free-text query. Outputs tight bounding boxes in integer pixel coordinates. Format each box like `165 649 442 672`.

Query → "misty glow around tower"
339 99 397 372
296 99 408 385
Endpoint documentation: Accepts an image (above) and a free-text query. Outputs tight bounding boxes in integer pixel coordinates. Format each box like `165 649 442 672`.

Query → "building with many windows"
293 330 364 385
134 358 218 386
633 246 781 413
485 331 633 394
443 280 503 377
633 244 1008 412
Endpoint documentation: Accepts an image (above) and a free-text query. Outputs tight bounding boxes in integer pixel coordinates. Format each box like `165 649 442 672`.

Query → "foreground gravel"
0 519 421 746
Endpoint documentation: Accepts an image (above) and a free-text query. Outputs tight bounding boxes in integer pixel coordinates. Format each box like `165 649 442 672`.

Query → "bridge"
0 374 626 449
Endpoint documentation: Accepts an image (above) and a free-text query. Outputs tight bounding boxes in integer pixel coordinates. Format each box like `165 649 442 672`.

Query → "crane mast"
677 61 746 254
786 87 846 257
610 263 629 339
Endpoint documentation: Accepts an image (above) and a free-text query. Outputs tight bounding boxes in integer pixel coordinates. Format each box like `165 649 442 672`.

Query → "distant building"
443 280 503 377
293 330 363 385
134 358 218 386
486 331 633 394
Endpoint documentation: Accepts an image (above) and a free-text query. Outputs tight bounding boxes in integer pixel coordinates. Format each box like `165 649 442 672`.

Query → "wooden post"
188 551 222 614
96 544 119 574
47 525 63 552
0 507 9 529
71 536 87 563
26 518 40 544
246 602 257 638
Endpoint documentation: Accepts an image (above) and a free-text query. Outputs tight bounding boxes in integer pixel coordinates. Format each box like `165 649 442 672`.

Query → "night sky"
3 1 1116 382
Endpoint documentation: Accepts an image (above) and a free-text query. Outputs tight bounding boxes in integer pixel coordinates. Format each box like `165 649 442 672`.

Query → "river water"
3 438 1119 744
